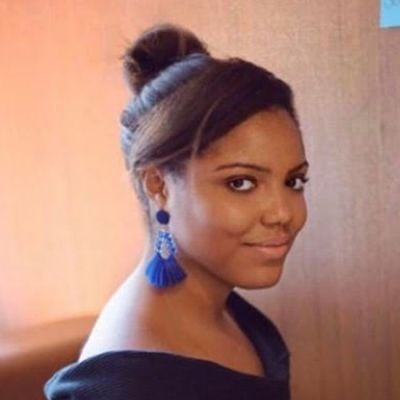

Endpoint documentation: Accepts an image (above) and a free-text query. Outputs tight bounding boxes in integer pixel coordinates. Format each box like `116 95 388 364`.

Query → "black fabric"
43 290 290 399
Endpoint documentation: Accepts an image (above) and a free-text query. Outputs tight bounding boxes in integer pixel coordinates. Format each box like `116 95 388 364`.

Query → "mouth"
244 239 292 260
246 237 291 247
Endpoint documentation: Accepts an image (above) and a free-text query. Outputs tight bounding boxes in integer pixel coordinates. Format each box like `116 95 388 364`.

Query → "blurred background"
0 1 399 399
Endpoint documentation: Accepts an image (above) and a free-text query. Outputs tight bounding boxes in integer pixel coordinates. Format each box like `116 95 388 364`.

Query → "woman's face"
164 108 309 289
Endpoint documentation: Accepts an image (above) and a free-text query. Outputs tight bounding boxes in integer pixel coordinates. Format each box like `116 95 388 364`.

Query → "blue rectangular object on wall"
380 0 400 28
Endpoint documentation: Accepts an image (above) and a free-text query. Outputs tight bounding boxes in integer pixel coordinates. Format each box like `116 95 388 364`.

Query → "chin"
238 279 282 290
235 265 285 289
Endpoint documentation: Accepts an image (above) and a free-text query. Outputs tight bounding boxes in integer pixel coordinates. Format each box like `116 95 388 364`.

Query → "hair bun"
122 23 209 95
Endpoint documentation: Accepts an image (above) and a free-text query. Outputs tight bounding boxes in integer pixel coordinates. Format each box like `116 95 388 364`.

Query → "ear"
140 165 169 209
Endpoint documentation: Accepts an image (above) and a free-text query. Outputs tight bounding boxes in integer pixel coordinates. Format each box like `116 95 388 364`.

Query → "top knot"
122 23 210 95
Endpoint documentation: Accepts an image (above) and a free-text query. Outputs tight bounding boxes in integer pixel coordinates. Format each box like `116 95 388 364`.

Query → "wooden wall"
0 1 398 399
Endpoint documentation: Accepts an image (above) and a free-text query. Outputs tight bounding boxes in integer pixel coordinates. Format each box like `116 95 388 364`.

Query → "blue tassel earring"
145 209 187 288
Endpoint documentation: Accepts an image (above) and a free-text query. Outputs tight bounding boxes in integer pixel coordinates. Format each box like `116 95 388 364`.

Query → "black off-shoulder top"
44 290 290 399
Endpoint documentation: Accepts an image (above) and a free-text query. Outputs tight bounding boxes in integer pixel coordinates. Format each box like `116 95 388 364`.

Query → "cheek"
187 194 252 237
170 187 252 250
198 201 249 236
294 196 308 232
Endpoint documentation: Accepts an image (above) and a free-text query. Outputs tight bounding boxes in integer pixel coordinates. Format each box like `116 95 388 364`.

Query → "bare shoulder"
78 282 266 377
78 306 174 362
78 282 176 362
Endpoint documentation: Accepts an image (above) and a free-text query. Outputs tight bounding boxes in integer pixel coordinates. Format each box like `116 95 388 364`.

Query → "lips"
245 240 291 259
242 236 290 260
247 237 291 247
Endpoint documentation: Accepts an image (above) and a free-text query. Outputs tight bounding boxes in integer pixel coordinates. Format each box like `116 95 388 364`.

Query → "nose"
259 186 293 228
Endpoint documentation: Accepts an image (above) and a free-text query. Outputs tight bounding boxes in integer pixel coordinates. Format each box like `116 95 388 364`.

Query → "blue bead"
156 209 170 224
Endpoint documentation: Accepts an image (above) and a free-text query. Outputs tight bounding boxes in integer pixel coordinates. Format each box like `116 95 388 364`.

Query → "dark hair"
120 23 300 231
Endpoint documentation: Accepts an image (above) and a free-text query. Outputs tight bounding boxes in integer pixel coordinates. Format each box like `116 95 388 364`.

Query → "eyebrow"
214 160 309 174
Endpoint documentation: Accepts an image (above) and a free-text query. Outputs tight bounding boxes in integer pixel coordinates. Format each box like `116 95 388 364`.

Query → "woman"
44 23 309 400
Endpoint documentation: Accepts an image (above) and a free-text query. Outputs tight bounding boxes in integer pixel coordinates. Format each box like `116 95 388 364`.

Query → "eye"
287 175 310 192
227 177 257 192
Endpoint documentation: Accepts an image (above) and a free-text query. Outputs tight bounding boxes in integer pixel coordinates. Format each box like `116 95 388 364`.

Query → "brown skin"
135 107 308 326
79 108 308 374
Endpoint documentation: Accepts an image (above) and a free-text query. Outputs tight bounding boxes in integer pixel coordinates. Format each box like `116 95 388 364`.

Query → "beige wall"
0 1 398 399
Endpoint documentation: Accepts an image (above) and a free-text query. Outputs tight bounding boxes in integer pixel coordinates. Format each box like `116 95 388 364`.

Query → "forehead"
194 108 305 170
